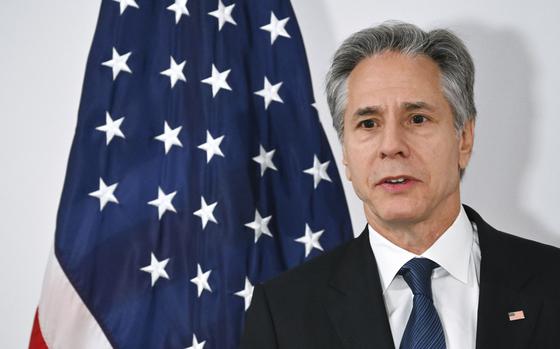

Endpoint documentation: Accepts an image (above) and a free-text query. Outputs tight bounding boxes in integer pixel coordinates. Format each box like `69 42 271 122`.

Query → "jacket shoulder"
263 236 357 294
489 228 560 270
467 203 560 298
465 204 560 267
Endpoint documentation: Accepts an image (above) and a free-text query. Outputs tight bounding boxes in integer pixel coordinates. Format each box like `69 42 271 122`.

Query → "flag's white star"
95 112 125 145
185 334 206 349
245 209 273 243
235 277 254 311
140 253 170 287
201 64 232 97
193 196 218 229
252 145 277 176
260 12 291 45
148 187 177 220
190 263 212 297
303 155 332 189
208 0 236 31
197 131 225 163
101 47 132 80
160 57 186 88
295 224 324 258
155 121 183 154
254 77 283 110
167 0 189 24
113 0 139 15
89 178 119 211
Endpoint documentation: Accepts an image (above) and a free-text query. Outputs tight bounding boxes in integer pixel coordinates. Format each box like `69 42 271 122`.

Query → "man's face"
342 51 474 228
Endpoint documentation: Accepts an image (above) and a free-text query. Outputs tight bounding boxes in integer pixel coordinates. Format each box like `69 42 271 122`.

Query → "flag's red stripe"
29 309 48 349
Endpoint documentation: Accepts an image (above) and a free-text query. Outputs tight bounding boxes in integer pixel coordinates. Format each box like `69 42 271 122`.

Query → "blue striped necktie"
398 258 446 349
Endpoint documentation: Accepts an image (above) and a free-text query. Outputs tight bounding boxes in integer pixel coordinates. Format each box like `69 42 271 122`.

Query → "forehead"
346 51 445 106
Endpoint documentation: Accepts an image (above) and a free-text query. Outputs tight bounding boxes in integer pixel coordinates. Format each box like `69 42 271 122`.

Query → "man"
239 21 560 349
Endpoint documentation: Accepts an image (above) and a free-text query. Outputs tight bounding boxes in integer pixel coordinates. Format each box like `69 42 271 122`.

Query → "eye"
411 114 427 124
359 119 376 128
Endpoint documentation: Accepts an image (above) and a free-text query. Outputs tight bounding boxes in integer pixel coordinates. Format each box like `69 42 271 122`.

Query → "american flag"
29 0 353 348
508 310 525 321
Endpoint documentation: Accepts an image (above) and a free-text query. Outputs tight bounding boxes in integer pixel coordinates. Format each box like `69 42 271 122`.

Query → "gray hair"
325 21 477 141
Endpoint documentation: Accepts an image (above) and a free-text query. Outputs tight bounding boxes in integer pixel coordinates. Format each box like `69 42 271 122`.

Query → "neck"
366 201 461 255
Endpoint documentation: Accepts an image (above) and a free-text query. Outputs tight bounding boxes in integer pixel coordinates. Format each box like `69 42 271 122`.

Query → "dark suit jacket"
239 205 560 348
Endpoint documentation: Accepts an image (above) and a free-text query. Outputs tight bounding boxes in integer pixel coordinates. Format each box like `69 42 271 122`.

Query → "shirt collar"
368 205 474 293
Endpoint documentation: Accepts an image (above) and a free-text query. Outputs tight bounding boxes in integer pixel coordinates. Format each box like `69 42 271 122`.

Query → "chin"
379 210 421 224
369 200 425 225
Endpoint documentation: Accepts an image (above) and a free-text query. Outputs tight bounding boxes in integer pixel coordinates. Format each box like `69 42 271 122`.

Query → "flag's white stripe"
38 248 112 349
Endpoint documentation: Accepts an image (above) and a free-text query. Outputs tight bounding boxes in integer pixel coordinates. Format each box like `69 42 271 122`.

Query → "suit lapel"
325 228 395 349
464 206 543 349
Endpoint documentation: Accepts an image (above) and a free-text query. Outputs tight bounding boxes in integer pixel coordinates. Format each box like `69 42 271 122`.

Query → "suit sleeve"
238 284 279 349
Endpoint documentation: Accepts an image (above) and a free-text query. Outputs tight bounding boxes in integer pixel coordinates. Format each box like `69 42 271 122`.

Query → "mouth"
376 175 419 192
377 175 417 185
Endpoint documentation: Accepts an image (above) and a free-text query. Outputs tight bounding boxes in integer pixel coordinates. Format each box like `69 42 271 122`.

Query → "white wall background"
1 0 558 347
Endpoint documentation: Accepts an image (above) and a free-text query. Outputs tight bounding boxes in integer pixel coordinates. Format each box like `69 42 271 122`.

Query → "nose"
378 121 410 159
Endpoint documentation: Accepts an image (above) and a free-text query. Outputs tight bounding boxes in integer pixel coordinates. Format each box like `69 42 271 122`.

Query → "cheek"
406 134 459 181
346 143 377 184
427 137 461 181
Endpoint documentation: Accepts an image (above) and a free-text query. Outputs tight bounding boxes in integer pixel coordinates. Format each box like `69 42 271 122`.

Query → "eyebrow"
352 101 435 118
353 106 382 118
403 101 436 112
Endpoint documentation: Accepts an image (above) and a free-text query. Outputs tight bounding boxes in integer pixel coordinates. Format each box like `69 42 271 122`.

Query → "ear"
458 119 475 170
342 144 352 181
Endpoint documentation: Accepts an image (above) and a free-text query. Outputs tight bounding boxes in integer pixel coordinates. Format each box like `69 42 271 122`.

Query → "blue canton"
54 0 353 347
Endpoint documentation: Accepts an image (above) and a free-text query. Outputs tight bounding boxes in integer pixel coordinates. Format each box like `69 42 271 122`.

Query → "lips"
376 175 419 193
376 175 419 186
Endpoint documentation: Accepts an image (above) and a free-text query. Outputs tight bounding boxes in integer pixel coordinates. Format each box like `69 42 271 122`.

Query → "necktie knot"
398 257 438 297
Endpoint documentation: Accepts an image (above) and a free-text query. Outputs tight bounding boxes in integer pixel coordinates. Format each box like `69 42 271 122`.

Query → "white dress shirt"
368 206 481 349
